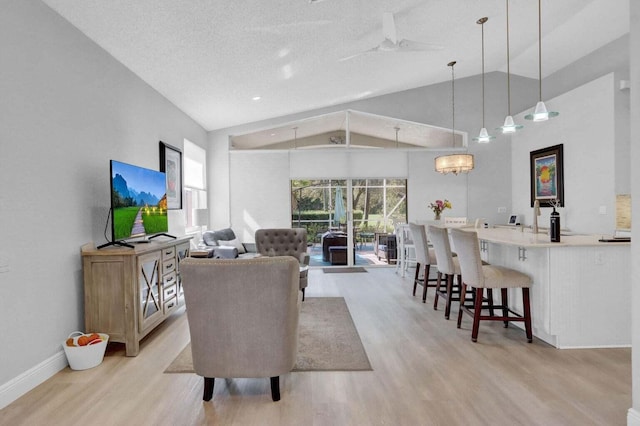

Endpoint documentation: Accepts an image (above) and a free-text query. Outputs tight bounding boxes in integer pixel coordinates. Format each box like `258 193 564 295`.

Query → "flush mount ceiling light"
435 61 474 175
473 17 495 143
497 0 523 134
524 0 559 122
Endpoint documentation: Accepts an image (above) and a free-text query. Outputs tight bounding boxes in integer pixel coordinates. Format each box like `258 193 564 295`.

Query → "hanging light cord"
538 0 542 101
449 61 456 147
506 0 511 116
480 19 486 127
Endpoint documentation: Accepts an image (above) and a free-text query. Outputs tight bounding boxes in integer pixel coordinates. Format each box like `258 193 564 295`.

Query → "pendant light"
435 61 474 175
473 17 495 143
497 0 523 134
524 0 559 121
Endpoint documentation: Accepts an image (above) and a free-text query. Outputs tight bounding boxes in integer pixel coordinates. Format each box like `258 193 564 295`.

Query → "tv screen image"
110 160 168 242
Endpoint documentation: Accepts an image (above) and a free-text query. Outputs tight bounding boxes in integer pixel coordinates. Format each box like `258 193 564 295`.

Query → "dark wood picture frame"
159 141 183 210
530 144 564 207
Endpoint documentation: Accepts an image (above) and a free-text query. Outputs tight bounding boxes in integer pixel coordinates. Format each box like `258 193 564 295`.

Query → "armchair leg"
270 376 280 401
203 377 215 401
301 288 305 302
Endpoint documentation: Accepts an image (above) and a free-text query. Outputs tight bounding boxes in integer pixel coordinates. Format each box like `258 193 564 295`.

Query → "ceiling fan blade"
382 12 397 44
338 46 379 62
397 39 444 52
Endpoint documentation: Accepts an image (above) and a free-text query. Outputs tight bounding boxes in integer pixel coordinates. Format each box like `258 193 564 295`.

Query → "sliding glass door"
291 178 407 267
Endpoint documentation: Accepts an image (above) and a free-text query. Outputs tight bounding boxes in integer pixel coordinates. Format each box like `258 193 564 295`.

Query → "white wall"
629 3 640 424
229 151 292 241
224 147 472 243
0 0 206 407
511 74 617 235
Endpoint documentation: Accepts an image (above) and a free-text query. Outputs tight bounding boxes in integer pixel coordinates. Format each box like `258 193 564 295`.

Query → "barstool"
427 225 461 320
408 223 438 302
395 224 416 277
450 228 533 343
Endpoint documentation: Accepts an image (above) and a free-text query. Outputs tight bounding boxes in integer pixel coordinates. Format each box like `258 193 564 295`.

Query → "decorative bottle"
550 207 561 242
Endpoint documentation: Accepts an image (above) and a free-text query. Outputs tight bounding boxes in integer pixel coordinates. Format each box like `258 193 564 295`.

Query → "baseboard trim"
629 408 640 426
0 350 67 409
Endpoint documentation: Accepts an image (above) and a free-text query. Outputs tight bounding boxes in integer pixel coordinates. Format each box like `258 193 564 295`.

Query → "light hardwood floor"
1 267 631 425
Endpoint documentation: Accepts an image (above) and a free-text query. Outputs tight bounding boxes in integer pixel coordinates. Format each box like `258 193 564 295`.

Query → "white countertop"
464 227 630 248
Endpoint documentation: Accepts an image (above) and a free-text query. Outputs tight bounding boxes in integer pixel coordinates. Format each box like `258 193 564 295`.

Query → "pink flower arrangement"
429 199 452 216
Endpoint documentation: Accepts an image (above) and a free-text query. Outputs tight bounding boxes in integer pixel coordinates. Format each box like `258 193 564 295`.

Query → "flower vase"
434 213 441 221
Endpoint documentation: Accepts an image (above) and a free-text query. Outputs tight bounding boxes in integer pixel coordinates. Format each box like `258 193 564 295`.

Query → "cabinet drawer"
163 270 177 287
163 282 178 300
162 246 176 261
162 258 176 274
164 295 178 313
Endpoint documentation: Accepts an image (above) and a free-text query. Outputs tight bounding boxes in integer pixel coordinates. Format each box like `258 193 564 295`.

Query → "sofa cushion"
218 238 247 254
202 228 237 246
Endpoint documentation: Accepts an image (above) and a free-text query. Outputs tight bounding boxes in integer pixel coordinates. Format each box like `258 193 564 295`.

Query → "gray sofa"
180 256 301 401
202 228 256 258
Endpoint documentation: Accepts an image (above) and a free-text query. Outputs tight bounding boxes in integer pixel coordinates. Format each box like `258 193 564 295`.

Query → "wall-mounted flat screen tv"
109 160 168 243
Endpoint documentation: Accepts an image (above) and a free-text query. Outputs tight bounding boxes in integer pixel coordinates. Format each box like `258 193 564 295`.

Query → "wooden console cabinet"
81 236 191 356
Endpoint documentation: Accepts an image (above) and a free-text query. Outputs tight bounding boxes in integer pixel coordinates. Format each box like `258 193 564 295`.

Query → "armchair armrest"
213 246 238 259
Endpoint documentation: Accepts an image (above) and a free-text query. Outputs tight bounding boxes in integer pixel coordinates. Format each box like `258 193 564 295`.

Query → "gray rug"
322 267 368 273
165 297 372 373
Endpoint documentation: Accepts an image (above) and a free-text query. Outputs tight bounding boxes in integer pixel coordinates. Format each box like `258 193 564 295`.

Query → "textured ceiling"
41 0 629 132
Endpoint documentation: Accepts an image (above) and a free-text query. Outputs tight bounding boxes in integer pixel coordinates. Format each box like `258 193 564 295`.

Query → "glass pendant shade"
524 101 559 122
497 0 522 135
474 127 495 143
435 154 474 175
472 17 495 144
525 0 559 122
499 115 523 134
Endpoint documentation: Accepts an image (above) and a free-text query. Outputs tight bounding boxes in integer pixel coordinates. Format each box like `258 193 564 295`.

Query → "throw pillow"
217 238 246 254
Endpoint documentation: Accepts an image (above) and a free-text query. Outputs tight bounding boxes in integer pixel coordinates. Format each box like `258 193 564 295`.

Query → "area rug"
322 267 367 273
165 297 372 373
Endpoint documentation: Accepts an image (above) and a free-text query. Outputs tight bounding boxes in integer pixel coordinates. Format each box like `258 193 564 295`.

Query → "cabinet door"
138 251 163 332
175 242 190 297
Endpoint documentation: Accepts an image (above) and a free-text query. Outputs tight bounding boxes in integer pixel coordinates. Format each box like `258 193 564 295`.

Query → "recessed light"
252 96 261 101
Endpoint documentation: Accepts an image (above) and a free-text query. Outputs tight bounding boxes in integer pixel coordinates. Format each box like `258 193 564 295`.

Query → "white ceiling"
41 0 629 132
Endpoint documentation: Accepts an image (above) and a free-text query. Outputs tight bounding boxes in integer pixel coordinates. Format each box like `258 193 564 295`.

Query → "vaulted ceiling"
42 0 629 133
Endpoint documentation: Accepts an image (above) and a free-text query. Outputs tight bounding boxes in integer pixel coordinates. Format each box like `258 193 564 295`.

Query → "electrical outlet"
599 205 607 215
497 207 507 213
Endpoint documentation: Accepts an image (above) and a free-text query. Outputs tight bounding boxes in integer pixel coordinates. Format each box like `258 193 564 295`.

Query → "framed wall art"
530 144 564 208
159 141 183 210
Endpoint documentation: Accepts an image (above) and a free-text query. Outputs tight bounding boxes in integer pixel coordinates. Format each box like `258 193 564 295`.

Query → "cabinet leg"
125 340 140 357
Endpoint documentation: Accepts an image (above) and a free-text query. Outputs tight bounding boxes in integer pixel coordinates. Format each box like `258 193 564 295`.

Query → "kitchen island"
464 227 630 349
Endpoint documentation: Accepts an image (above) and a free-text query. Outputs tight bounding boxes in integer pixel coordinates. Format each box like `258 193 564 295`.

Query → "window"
183 139 207 232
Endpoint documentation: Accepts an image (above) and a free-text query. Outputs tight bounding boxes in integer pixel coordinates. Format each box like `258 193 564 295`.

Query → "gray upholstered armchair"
255 228 310 300
180 256 301 401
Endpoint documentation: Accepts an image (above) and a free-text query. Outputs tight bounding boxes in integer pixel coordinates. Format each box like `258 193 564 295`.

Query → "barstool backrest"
408 223 430 265
449 229 485 288
427 225 455 275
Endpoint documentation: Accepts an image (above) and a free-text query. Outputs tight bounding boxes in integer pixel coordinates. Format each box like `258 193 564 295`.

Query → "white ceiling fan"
340 12 443 62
